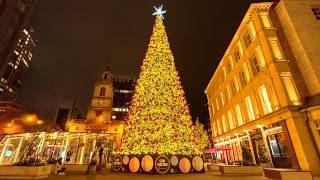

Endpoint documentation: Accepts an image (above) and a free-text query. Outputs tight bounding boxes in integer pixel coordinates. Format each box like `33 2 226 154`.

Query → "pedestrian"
66 150 73 164
55 157 66 175
87 152 98 174
98 147 104 164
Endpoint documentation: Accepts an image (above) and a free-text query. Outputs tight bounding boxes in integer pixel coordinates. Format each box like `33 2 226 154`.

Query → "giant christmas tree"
118 6 199 156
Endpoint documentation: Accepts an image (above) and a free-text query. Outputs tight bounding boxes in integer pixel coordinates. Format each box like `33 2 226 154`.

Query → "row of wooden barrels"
111 154 204 174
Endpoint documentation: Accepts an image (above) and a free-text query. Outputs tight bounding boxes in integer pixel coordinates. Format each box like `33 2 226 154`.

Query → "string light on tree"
117 5 204 156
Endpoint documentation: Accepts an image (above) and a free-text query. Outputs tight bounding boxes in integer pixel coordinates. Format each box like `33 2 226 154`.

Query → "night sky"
19 0 263 126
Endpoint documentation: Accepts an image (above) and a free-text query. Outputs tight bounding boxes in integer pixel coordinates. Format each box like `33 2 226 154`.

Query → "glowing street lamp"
37 120 43 125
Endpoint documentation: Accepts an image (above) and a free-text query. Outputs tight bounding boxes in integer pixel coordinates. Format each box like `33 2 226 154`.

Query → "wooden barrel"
123 155 129 165
129 157 140 173
141 155 154 172
179 157 191 173
192 156 204 171
170 156 179 166
111 155 122 172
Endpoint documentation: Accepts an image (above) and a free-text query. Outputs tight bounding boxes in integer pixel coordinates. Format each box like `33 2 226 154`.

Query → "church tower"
86 66 113 124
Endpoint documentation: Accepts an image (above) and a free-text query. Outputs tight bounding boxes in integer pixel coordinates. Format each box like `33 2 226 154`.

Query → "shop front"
213 121 298 169
0 132 119 166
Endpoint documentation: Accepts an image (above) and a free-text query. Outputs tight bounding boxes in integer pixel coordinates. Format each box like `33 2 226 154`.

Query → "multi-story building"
69 67 135 144
205 0 320 175
0 0 37 100
111 77 135 121
55 97 84 130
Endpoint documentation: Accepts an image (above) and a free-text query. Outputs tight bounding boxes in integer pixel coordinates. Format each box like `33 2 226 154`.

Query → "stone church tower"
86 66 113 124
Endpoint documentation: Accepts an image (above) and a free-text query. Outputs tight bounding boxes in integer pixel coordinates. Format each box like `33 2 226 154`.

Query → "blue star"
152 5 167 19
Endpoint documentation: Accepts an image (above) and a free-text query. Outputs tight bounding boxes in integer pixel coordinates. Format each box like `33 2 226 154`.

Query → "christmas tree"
193 119 209 153
118 6 197 155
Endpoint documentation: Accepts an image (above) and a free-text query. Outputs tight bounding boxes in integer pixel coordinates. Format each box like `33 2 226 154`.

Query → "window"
228 55 234 72
222 115 227 132
259 85 273 114
248 21 257 38
226 85 231 101
222 67 227 80
220 92 225 106
217 119 222 135
228 111 235 129
99 87 106 96
245 96 255 121
234 49 241 62
256 47 266 68
235 104 243 126
311 6 320 20
250 56 260 75
239 70 247 87
212 121 217 137
231 77 239 93
96 110 102 117
244 32 253 47
282 75 300 105
210 103 215 117
260 13 272 28
215 98 220 111
104 73 108 79
269 39 283 60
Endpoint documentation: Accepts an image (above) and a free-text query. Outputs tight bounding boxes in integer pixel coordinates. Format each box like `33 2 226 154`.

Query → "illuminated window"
235 104 243 126
217 119 222 135
99 87 106 96
215 98 220 111
260 13 272 28
248 21 257 38
259 84 273 114
239 69 248 87
256 47 266 68
244 32 252 47
227 55 234 72
220 92 225 106
245 96 255 121
212 121 217 137
226 85 231 100
222 115 227 132
232 77 239 93
269 39 283 60
282 75 300 105
228 111 235 129
311 6 320 20
222 67 227 80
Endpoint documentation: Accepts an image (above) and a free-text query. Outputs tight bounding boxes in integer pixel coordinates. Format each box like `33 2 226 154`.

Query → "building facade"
55 98 84 130
69 67 135 146
205 0 320 175
111 77 135 121
0 0 37 100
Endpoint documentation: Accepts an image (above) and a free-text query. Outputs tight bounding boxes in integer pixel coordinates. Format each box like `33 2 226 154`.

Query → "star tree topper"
152 5 166 19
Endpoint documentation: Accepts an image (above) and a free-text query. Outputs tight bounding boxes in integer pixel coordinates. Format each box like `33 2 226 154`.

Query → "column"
286 115 320 175
259 126 274 167
246 131 257 165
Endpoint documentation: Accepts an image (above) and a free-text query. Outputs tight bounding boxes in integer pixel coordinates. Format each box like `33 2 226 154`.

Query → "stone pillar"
259 126 274 167
286 115 320 175
246 131 257 165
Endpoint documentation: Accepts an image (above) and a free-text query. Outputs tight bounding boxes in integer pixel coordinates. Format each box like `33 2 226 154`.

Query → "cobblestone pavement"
46 172 269 180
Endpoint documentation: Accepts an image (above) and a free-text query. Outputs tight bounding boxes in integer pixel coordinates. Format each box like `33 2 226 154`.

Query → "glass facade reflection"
0 132 117 165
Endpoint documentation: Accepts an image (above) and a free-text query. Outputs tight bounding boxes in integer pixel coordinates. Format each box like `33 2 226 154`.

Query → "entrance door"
267 133 292 168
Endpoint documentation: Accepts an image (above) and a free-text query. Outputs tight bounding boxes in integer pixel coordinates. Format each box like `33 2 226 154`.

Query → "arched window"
104 73 108 79
100 87 106 96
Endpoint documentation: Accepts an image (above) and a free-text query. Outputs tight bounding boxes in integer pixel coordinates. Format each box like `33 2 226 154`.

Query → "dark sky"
19 0 262 126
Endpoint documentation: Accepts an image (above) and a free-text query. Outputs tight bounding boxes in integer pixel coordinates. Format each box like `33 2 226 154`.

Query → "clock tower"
86 66 113 124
